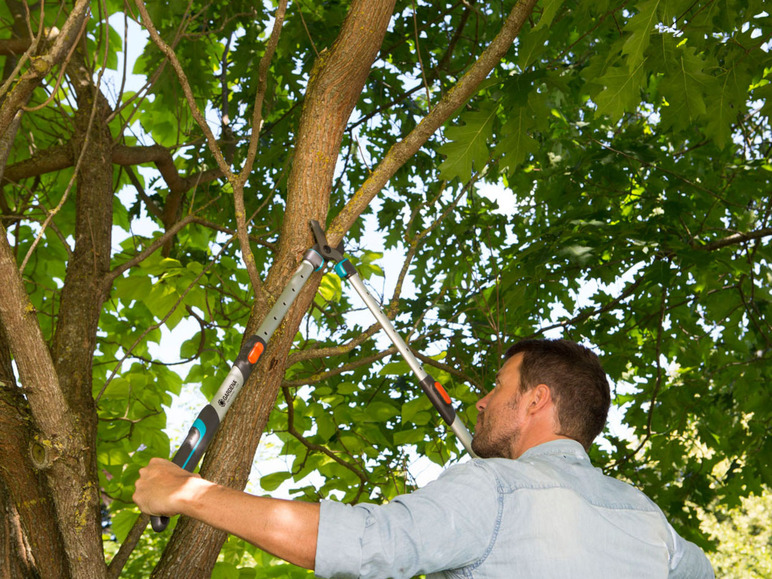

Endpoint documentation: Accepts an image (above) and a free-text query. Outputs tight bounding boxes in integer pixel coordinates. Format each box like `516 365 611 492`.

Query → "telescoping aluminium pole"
150 245 325 532
309 221 477 458
344 267 476 457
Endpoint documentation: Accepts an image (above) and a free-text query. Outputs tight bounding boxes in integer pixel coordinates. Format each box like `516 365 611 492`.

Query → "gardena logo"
217 379 238 407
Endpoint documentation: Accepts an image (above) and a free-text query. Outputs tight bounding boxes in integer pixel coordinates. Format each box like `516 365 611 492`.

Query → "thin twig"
132 0 234 181
412 0 433 106
22 11 89 112
297 3 320 58
0 0 44 102
282 386 368 484
232 0 288 298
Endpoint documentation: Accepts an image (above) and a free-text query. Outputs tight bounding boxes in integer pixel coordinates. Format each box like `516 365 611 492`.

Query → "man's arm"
667 523 715 579
132 458 319 569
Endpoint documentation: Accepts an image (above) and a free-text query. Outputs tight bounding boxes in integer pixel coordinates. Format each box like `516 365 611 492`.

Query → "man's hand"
133 457 211 517
132 457 320 570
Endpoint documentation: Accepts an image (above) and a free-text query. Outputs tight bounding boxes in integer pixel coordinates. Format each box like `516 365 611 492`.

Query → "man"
134 339 714 577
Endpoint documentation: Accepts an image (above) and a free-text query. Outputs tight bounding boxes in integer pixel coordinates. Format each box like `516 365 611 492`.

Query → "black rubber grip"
234 335 266 378
150 404 221 532
418 375 456 425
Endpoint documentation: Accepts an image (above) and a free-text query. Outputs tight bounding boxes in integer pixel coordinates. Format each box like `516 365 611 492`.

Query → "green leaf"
595 63 647 121
402 396 432 422
438 104 497 181
755 81 772 121
315 411 337 441
318 272 342 302
533 0 564 32
211 562 240 579
658 43 718 129
495 106 539 173
363 401 399 423
111 509 141 543
379 360 412 376
621 0 660 71
704 62 751 149
260 471 292 492
394 428 427 446
517 26 550 69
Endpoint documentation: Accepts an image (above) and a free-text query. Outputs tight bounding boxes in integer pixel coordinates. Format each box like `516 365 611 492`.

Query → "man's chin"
471 439 495 459
472 435 512 459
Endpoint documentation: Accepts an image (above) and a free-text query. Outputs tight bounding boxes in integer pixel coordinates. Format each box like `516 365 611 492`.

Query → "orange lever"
434 382 452 405
248 342 264 364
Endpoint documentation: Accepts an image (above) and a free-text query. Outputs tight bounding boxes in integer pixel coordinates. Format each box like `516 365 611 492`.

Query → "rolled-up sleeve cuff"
315 500 368 578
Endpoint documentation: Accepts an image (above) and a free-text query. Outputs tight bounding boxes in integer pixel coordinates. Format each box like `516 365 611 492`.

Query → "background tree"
0 0 770 577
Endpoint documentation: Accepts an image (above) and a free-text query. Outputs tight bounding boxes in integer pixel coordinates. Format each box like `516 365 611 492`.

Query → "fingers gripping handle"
150 405 221 532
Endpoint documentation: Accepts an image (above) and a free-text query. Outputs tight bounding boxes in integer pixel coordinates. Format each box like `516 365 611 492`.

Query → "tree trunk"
151 0 396 576
0 381 70 578
0 318 69 578
40 60 116 577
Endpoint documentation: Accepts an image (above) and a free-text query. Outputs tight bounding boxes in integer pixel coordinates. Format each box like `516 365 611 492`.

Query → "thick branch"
3 143 222 196
1 144 73 183
0 38 32 56
276 0 398 266
0 223 69 441
700 228 772 251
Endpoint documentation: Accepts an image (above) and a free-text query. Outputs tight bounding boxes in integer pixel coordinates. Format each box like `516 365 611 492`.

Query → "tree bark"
0 42 123 578
151 0 397 576
0 372 69 578
0 304 68 578
0 0 92 136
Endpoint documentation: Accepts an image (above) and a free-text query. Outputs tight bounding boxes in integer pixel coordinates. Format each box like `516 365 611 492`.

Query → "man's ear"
527 384 552 414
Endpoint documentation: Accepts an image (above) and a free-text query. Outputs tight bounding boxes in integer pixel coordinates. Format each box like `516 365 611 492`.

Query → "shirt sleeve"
314 460 500 579
667 523 715 579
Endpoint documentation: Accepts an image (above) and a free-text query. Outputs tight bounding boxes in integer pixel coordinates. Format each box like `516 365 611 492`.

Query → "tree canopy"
0 0 770 576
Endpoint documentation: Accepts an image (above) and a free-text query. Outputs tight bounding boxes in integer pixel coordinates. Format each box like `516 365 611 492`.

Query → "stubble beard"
471 411 520 459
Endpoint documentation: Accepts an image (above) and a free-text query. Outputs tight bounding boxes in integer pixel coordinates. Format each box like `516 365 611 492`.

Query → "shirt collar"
517 439 589 462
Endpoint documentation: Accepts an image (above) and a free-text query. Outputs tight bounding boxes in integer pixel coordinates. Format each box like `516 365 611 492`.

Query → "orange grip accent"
248 342 265 364
434 382 452 405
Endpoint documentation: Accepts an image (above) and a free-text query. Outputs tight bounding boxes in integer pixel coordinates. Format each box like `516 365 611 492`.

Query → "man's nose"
476 391 491 412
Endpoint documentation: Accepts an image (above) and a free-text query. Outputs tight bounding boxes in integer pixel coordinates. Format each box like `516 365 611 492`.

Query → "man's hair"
505 339 610 450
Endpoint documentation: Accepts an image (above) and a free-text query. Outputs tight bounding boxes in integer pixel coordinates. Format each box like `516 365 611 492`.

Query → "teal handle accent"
181 418 206 470
334 258 350 278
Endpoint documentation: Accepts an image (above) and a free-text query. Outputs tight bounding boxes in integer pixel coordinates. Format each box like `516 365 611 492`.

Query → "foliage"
700 488 772 577
0 0 770 576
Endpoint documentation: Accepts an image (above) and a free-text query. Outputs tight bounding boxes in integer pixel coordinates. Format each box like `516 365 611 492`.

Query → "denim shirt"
314 440 713 578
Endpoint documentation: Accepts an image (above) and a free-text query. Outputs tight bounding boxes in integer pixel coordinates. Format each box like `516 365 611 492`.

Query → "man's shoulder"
463 452 664 514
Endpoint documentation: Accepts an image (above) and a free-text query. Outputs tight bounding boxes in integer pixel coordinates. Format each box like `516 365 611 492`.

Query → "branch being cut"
328 0 539 246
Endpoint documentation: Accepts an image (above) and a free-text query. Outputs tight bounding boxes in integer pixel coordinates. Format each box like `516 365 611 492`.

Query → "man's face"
472 354 526 459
